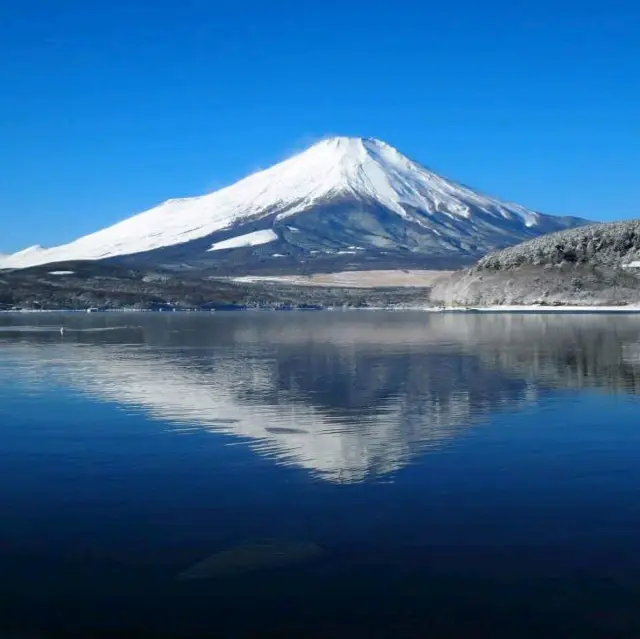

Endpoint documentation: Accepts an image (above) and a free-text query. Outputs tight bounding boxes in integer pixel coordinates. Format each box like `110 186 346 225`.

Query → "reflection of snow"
53 348 464 483
3 340 527 483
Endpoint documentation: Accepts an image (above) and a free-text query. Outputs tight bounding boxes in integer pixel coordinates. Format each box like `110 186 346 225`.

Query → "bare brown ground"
230 270 454 289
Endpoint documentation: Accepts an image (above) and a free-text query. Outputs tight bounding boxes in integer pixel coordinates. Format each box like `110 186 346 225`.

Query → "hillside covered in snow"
432 220 640 306
0 137 587 273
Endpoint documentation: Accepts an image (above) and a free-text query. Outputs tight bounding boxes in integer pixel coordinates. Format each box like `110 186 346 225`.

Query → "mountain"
0 137 588 272
432 219 640 306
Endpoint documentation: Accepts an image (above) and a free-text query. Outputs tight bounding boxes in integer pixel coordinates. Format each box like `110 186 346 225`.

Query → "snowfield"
209 229 278 251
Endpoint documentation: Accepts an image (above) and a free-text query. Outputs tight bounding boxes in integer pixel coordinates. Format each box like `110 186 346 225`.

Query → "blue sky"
1 0 638 252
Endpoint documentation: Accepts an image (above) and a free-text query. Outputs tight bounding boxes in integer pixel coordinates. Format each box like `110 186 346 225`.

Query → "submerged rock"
177 541 325 580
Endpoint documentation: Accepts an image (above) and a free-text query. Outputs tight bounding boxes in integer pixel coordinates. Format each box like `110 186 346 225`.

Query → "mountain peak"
301 135 400 165
279 135 429 211
308 135 388 151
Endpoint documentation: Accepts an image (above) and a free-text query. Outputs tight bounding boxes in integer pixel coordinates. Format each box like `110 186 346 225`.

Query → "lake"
1 311 640 638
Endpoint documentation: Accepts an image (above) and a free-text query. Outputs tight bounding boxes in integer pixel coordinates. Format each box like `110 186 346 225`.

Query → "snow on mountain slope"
209 229 278 251
0 137 588 270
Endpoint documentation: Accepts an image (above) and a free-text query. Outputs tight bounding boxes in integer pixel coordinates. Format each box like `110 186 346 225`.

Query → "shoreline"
3 305 640 314
449 305 640 314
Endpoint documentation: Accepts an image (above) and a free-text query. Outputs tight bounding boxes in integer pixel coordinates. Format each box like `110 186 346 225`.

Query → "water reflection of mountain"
3 313 640 482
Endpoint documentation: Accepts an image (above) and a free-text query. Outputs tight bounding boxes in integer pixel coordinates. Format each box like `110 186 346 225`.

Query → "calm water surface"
1 312 640 638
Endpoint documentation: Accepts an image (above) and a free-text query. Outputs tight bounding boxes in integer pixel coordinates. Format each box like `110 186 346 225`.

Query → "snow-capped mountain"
0 137 587 271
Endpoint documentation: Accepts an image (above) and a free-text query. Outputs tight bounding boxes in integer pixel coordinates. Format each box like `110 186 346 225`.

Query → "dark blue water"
2 312 640 638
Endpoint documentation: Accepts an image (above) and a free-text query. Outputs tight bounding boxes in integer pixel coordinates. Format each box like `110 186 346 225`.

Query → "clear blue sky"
1 0 638 252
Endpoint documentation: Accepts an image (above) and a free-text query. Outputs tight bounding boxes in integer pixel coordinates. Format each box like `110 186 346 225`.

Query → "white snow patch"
208 229 278 252
622 261 640 268
48 270 75 276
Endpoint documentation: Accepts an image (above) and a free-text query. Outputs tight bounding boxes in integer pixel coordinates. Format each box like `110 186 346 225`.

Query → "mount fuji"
0 137 587 273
